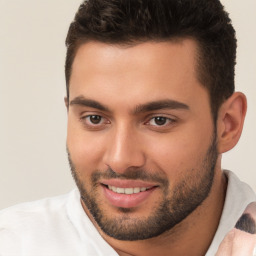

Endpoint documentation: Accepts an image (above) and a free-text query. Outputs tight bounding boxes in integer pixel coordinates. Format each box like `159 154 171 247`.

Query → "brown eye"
153 117 167 126
146 116 175 128
89 115 102 124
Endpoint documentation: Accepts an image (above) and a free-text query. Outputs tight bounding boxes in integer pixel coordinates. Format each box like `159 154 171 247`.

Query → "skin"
216 229 256 255
66 39 247 256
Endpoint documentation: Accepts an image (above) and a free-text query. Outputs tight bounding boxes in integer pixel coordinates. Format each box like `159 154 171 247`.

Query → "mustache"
91 167 169 187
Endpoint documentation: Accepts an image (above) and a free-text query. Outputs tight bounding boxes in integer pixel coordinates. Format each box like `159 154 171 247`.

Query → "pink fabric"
216 202 256 255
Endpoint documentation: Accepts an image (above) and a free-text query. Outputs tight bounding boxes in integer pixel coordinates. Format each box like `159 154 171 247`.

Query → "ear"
64 97 69 111
217 92 247 154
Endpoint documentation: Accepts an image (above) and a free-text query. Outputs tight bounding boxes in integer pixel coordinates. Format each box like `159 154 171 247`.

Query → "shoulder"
0 191 72 224
0 190 76 243
0 189 117 255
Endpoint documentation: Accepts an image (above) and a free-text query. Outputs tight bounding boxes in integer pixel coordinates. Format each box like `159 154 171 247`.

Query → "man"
0 0 256 255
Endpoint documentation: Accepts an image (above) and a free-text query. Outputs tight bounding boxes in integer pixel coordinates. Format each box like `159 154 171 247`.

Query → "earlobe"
217 92 247 154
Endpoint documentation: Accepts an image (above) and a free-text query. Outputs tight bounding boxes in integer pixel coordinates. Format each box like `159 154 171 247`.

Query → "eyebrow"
69 96 189 114
133 99 189 114
69 96 110 112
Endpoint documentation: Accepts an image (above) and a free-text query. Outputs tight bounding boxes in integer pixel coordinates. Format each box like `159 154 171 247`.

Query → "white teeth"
124 188 133 194
133 187 140 193
107 185 149 194
116 187 125 193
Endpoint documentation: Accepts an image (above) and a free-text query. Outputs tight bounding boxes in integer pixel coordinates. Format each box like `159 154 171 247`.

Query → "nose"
103 124 146 174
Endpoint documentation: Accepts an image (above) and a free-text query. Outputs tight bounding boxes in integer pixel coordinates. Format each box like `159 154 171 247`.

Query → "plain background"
0 0 255 210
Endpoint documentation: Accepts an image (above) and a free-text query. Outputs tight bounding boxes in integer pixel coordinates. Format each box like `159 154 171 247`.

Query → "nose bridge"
103 122 145 173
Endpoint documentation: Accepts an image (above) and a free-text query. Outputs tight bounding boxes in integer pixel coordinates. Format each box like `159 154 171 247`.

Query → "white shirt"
0 170 255 256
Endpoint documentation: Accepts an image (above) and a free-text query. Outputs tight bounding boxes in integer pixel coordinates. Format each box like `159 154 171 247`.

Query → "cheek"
146 127 212 181
66 120 106 171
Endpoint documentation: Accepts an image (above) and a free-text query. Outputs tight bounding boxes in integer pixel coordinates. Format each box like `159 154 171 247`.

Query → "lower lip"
102 185 157 208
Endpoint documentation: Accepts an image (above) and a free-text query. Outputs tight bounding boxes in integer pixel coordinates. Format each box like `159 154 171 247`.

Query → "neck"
98 169 227 256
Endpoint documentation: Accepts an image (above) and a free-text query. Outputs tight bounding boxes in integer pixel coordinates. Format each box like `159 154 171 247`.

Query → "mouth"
101 180 159 208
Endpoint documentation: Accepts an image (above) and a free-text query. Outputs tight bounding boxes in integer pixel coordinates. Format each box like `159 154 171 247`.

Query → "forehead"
69 39 209 111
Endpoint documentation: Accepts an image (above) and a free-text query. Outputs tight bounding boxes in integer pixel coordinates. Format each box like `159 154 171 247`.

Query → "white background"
0 0 255 209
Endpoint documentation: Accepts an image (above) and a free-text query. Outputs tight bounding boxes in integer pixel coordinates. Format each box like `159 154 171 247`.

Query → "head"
65 0 246 241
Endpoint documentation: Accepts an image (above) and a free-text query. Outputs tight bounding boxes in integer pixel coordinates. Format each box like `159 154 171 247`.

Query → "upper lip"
101 179 158 188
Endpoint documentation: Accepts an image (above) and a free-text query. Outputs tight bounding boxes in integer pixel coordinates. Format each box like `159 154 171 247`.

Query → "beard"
67 131 218 241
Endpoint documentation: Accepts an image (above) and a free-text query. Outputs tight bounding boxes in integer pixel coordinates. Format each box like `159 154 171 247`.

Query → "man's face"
67 40 218 240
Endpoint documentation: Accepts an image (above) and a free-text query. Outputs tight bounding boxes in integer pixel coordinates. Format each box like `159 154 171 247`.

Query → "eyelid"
83 114 109 122
80 110 110 120
145 113 176 122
